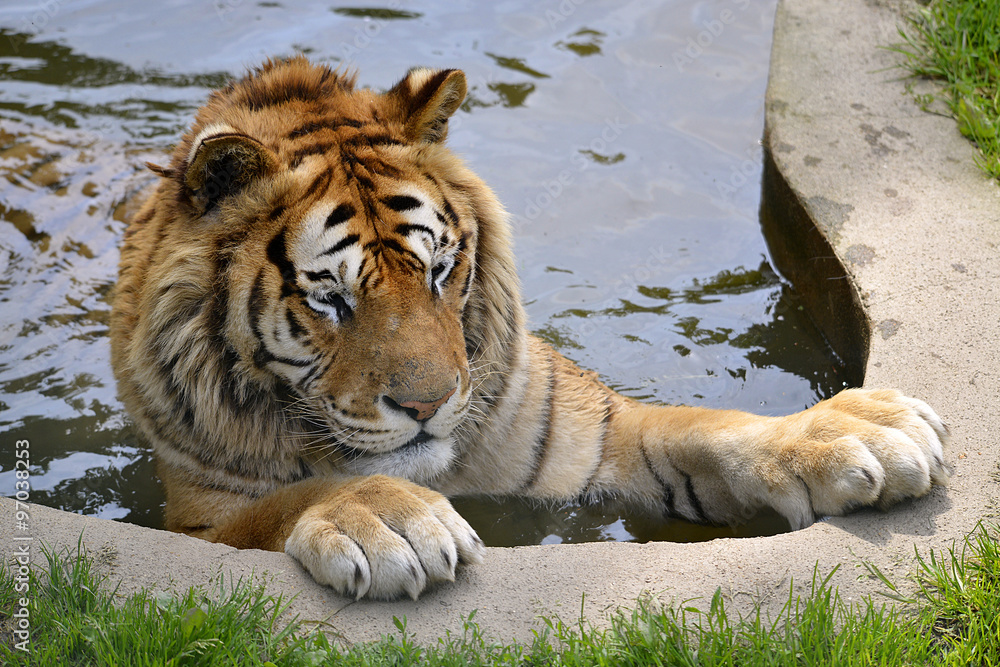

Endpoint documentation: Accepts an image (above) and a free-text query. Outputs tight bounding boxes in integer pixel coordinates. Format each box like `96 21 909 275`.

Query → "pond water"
0 0 849 546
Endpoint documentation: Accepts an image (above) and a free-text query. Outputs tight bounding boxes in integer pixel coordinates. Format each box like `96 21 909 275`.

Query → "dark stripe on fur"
145 410 209 467
522 352 556 491
297 354 331 391
352 171 375 191
379 237 424 269
289 141 336 164
395 222 436 239
366 160 404 180
441 195 459 224
340 132 404 151
208 273 230 338
238 76 332 111
253 346 313 369
248 270 269 368
209 222 256 333
303 170 331 198
194 473 269 498
288 117 364 138
682 473 708 523
459 267 473 298
641 446 676 519
368 135 404 147
169 368 197 434
342 155 377 191
325 203 355 228
218 345 274 415
383 195 422 212
580 396 615 498
319 234 360 257
266 229 298 297
285 307 307 340
247 271 311 369
795 475 817 524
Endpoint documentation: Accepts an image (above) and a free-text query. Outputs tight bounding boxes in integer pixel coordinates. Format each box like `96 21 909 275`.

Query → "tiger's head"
122 58 522 486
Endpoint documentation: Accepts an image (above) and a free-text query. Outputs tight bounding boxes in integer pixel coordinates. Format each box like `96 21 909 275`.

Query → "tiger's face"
253 170 475 482
150 60 489 483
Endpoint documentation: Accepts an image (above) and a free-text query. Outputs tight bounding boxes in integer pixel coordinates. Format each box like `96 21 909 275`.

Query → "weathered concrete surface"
4 0 999 647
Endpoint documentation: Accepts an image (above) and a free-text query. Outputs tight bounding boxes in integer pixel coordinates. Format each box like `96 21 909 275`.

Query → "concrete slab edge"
5 0 1000 647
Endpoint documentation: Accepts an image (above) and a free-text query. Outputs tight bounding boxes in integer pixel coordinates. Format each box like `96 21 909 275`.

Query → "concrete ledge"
5 0 1000 645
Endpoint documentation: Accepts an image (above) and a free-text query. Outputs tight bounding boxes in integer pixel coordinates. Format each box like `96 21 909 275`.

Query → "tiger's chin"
339 433 458 485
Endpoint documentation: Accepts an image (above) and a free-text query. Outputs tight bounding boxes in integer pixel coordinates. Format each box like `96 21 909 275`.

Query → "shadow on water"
0 1 855 546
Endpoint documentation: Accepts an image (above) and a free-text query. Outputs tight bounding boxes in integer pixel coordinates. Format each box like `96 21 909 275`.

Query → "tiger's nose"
383 388 456 422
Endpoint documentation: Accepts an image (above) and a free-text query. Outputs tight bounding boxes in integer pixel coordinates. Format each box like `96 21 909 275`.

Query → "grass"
2 525 1000 665
892 0 1000 180
0 538 309 665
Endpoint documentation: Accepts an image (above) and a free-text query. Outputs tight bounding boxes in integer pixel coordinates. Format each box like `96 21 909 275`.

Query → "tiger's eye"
320 292 353 322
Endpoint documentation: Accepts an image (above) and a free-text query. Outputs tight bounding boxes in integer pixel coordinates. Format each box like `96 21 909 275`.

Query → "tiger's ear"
182 124 280 213
386 68 467 144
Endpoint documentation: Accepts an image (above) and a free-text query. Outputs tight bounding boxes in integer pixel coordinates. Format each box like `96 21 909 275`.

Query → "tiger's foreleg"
164 473 485 600
584 389 950 529
508 337 949 529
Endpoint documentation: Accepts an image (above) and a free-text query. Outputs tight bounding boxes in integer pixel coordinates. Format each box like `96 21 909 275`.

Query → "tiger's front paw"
284 475 485 600
777 388 949 527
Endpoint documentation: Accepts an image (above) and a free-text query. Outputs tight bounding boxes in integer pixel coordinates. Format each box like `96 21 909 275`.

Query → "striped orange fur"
111 57 949 600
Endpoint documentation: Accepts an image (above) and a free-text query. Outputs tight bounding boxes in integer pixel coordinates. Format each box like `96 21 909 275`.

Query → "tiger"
110 56 949 601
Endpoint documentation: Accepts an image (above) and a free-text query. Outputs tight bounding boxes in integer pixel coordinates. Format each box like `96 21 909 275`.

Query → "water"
0 0 848 546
